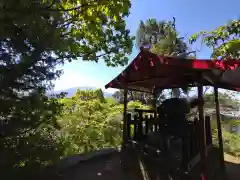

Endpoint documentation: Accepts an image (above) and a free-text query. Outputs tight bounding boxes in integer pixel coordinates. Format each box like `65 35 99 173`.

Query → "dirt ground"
224 153 239 164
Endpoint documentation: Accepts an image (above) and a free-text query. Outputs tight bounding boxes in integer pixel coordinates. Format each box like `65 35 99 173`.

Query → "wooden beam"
114 83 152 93
214 87 225 171
197 74 207 178
127 74 193 85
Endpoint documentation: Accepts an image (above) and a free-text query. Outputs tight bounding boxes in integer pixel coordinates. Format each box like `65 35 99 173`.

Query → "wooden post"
138 110 143 139
133 115 138 140
120 86 128 171
214 87 225 170
205 116 212 145
126 113 131 140
152 89 157 118
152 89 158 132
123 87 128 143
197 74 207 178
145 115 149 135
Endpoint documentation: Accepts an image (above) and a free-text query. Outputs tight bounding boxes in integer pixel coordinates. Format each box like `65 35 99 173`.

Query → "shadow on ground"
38 148 240 180
221 161 240 180
213 154 240 180
39 149 144 180
38 146 186 180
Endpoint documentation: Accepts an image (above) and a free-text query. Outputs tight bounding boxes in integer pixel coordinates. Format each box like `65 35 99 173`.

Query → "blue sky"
54 0 240 93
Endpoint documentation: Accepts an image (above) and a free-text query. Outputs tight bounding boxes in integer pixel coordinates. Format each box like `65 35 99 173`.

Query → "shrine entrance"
105 50 240 179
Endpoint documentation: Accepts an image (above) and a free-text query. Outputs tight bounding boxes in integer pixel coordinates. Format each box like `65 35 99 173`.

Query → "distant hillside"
49 86 113 98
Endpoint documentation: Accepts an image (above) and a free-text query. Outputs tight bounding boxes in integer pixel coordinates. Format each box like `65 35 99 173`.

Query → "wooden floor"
213 154 240 180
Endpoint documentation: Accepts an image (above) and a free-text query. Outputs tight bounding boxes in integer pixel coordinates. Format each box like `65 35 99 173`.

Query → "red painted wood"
105 51 240 92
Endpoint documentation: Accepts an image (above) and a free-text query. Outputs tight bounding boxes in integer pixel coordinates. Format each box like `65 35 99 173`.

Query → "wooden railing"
126 109 157 141
125 109 213 171
184 116 212 170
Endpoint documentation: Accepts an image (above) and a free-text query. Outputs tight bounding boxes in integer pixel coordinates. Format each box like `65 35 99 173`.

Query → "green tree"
136 18 194 57
58 90 123 155
136 18 192 98
58 90 151 157
128 100 150 110
74 88 105 102
113 90 153 105
0 0 133 179
0 0 133 137
204 91 240 109
189 20 240 59
212 129 240 158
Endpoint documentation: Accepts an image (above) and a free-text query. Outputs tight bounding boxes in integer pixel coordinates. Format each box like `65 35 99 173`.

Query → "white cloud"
54 71 102 91
53 71 118 94
104 88 118 94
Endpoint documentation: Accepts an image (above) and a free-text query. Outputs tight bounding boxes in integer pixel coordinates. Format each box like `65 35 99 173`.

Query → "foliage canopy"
0 1 133 179
189 20 240 59
136 18 194 57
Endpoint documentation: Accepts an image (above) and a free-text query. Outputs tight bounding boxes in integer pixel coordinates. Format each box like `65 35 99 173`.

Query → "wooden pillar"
197 74 207 177
126 114 131 140
123 87 128 143
214 87 225 170
138 110 143 139
152 89 157 127
152 90 157 113
153 89 160 132
205 116 212 145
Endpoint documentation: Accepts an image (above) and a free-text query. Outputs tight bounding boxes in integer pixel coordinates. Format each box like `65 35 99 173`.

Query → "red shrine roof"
105 50 240 93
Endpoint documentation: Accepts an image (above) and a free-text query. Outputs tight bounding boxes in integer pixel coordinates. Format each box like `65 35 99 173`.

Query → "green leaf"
190 20 240 59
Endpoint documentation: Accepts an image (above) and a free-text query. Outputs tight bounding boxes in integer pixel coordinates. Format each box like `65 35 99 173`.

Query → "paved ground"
222 154 240 180
212 154 240 180
43 152 146 180
41 147 184 180
40 151 240 180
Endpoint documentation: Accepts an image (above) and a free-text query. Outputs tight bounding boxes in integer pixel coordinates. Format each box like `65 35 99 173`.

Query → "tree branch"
48 0 104 12
46 0 57 9
1 0 112 13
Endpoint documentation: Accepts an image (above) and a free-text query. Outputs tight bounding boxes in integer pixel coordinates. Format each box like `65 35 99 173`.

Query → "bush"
212 129 240 157
57 90 124 156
